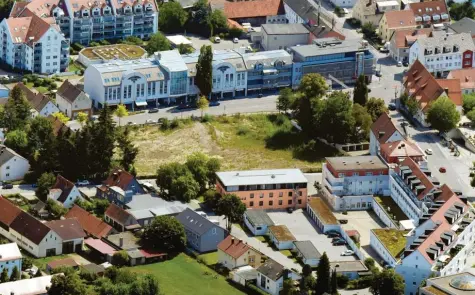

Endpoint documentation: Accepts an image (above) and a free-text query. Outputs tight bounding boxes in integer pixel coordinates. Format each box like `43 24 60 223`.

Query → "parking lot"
186 35 252 51
267 210 357 262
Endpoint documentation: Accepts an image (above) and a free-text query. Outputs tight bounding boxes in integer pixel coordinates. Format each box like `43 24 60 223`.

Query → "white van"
214 37 221 43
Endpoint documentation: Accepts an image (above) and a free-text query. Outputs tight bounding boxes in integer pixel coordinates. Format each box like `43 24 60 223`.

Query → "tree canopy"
195 45 213 97
217 194 246 230
426 96 461 133
145 32 172 55
353 75 369 106
315 252 330 295
158 2 188 33
370 269 405 295
142 216 186 252
365 97 387 121
277 88 295 113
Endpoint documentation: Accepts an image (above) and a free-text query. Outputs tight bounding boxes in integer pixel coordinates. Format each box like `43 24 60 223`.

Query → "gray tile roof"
262 23 309 35
176 208 220 236
415 33 475 52
257 259 285 281
244 210 274 227
293 240 321 260
0 145 25 166
449 17 475 35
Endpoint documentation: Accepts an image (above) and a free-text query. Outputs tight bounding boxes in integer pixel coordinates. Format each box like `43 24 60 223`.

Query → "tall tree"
427 96 461 133
9 266 19 282
1 85 31 131
27 116 54 158
320 91 355 143
90 106 116 179
35 172 56 201
52 112 69 124
142 216 186 252
365 97 387 121
4 129 28 155
353 74 369 106
352 103 372 141
406 96 419 115
156 162 191 198
158 2 188 33
145 32 172 55
216 194 246 230
277 88 295 113
0 268 8 283
370 269 404 295
76 112 88 126
186 0 211 36
197 96 209 118
315 252 330 295
331 268 338 295
195 45 213 97
298 73 328 99
185 152 211 192
171 174 200 202
48 271 87 295
117 128 138 173
56 128 76 179
206 157 221 187
209 10 227 35
282 278 298 295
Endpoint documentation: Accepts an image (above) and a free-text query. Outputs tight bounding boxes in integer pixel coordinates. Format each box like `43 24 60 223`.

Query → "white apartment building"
0 243 22 277
0 14 69 74
322 156 390 211
10 0 158 46
409 33 475 78
0 145 30 182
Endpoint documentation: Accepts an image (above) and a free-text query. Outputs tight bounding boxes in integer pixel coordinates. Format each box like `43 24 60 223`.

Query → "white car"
397 61 403 67
425 148 433 155
76 180 90 186
341 250 354 256
233 38 239 43
145 119 155 124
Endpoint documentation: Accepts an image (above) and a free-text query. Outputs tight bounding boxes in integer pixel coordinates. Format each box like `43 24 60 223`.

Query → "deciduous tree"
115 104 128 126
158 2 188 33
463 93 475 113
406 96 419 115
156 162 190 198
4 129 28 155
76 112 88 126
209 10 227 35
197 96 209 118
142 216 186 252
47 271 87 295
112 250 130 267
320 91 355 143
365 97 387 121
370 269 404 295
298 73 328 99
35 172 56 201
171 174 200 202
1 85 31 131
217 194 246 230
427 96 461 133
277 88 294 113
352 103 372 141
46 199 67 219
145 32 172 55
196 45 213 97
52 112 69 124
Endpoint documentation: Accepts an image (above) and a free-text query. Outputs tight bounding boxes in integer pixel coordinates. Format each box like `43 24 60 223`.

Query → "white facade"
369 129 405 155
56 89 92 119
0 243 22 277
48 186 82 208
371 198 400 228
257 270 299 295
369 231 399 268
330 0 357 7
389 172 423 223
243 214 271 236
9 228 62 258
269 232 294 250
0 153 30 182
0 275 54 295
283 3 305 24
38 101 60 118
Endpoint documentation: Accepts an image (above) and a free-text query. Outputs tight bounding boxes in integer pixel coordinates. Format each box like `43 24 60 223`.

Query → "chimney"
379 131 385 139
231 237 235 244
239 239 242 244
444 87 449 95
119 237 123 247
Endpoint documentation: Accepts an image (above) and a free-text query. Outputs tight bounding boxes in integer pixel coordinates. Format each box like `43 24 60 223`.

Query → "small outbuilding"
268 225 296 250
293 240 321 267
330 260 369 280
243 210 274 236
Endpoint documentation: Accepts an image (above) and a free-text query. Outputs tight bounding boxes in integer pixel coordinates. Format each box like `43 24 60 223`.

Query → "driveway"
267 210 357 263
184 34 251 51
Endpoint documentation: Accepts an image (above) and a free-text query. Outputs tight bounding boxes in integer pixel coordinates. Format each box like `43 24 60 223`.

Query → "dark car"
2 183 13 189
327 232 341 238
333 240 346 246
287 207 294 214
258 93 263 98
388 103 397 111
332 237 343 242
148 108 159 113
209 100 221 107
339 219 348 224
403 61 409 67
31 183 38 188
325 230 339 236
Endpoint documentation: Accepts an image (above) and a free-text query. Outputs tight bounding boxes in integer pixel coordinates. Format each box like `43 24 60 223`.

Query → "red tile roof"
102 168 135 191
447 68 475 90
383 10 416 29
370 113 401 144
6 14 57 45
0 197 22 227
47 258 79 269
65 205 113 238
392 28 432 49
396 157 435 200
218 235 253 259
436 79 462 106
224 0 284 19
104 203 134 225
409 0 449 23
84 238 116 255
435 184 456 202
380 140 424 159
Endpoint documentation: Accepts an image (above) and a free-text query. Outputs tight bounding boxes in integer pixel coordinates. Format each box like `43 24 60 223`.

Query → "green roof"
374 196 409 221
372 229 408 259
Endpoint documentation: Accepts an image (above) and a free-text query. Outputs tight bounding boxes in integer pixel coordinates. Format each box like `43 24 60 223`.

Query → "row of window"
246 199 302 207
240 191 303 199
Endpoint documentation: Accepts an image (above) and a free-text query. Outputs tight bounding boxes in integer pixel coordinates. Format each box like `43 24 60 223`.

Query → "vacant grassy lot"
131 253 245 295
131 114 342 176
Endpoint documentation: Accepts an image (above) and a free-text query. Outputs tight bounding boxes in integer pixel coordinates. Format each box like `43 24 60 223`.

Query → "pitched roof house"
378 10 416 42
104 203 140 232
56 80 92 119
48 175 82 208
218 235 264 270
96 168 144 205
0 145 30 182
352 0 400 27
379 140 424 164
268 225 296 250
389 28 432 62
369 113 405 155
449 17 475 39
256 259 300 295
408 0 449 26
221 0 285 26
65 205 114 238
447 68 475 94
176 208 227 253
45 219 86 254
15 83 59 117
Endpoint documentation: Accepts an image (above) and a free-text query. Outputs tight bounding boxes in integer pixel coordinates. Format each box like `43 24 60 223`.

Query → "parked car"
148 108 159 113
127 122 137 125
178 103 196 110
403 61 409 67
341 250 354 256
325 230 340 236
145 119 156 124
425 148 433 155
379 48 389 53
233 38 239 43
388 103 396 111
439 167 447 173
209 100 221 107
2 183 13 189
328 232 341 238
397 61 402 67
339 219 348 224
76 180 90 186
333 239 346 246
257 93 263 98
31 183 38 188
214 37 221 43
287 207 294 214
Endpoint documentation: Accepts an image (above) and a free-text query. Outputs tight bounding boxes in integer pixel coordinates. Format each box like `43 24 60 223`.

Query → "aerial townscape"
0 0 475 293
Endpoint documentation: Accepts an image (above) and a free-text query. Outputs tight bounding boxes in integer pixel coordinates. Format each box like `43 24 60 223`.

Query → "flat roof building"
261 23 309 51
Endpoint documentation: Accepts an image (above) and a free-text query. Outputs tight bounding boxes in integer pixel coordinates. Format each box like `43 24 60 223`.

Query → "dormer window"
135 4 142 13
124 5 132 13
93 7 100 16
453 45 459 52
82 9 89 17
145 3 153 11
434 47 440 54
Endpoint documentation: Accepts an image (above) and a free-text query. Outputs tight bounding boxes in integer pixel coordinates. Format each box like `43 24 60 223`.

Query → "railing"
390 171 421 206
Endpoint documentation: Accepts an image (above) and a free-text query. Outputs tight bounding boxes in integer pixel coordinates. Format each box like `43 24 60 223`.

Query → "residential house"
48 175 82 208
369 112 405 155
268 225 295 250
104 203 140 232
389 28 432 62
84 238 116 262
56 80 92 119
330 261 369 280
408 33 475 78
379 140 424 164
46 257 80 273
447 68 475 94
96 168 144 205
352 0 400 27
321 156 390 211
0 197 22 241
218 0 287 27
105 232 145 265
176 208 227 253
0 243 22 277
0 145 30 182
395 193 475 295
45 219 86 254
448 17 475 39
216 169 308 210
31 200 49 219
0 275 55 295
261 23 309 51
306 197 340 233
293 240 321 266
217 235 264 270
243 210 275 236
420 270 475 295
0 13 69 74
403 60 462 126
231 265 259 286
9 0 158 46
407 0 449 28
378 10 416 42
16 83 59 117
64 205 114 238
256 259 300 295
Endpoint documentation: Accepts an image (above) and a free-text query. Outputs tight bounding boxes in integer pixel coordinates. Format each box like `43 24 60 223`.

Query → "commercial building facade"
216 169 308 210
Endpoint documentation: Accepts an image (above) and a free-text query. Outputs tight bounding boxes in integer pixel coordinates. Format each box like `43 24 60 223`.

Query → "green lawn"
67 61 84 73
279 250 298 262
198 252 218 266
30 254 72 270
255 236 266 242
131 254 245 295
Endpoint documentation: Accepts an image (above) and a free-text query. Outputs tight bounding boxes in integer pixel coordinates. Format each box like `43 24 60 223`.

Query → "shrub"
337 274 349 288
170 118 181 129
112 250 130 267
202 114 213 122
237 125 250 135
160 118 170 130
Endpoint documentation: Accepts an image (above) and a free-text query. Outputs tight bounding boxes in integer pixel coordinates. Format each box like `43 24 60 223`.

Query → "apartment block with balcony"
322 156 390 211
0 14 69 74
395 193 475 295
215 169 308 210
